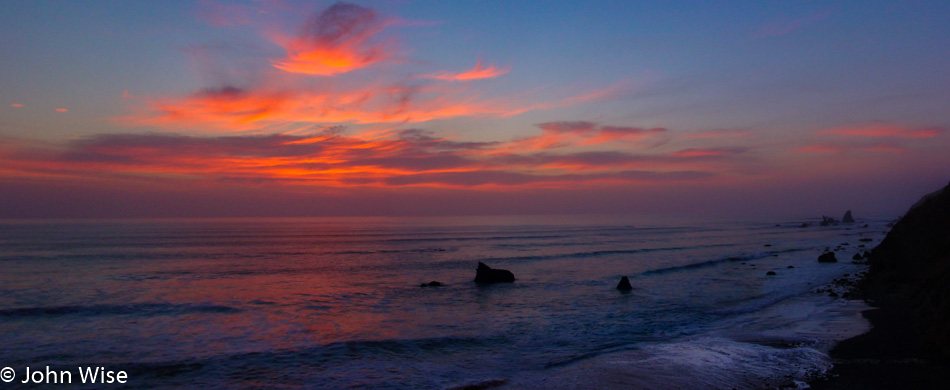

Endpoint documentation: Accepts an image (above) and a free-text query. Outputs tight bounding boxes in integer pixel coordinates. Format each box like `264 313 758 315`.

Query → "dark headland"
811 181 950 389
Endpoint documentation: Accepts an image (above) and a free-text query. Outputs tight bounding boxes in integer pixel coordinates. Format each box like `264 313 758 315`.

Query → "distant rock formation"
474 262 515 284
420 281 443 287
818 251 838 263
843 210 855 223
820 216 839 226
865 181 950 357
616 276 633 290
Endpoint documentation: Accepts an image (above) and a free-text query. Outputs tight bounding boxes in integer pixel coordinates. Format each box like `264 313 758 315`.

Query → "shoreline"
808 304 950 389
810 181 950 389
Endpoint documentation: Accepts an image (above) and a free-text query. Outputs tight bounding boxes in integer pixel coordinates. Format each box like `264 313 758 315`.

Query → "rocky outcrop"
474 262 515 284
865 181 950 357
821 216 839 226
819 251 838 263
420 281 443 287
843 210 855 223
616 276 632 290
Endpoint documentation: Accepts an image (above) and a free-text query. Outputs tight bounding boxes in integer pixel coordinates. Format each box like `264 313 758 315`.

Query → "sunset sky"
2 1 949 219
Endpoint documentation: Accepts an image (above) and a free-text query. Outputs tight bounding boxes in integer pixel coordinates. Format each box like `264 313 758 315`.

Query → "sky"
1 0 949 219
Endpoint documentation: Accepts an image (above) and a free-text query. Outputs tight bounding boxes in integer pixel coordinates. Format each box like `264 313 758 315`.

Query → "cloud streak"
0 120 740 190
421 60 509 81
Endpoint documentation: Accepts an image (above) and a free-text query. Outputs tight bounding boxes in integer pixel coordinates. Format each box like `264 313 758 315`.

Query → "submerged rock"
818 252 838 263
420 281 443 287
843 210 856 223
616 276 633 291
766 271 777 276
474 262 515 284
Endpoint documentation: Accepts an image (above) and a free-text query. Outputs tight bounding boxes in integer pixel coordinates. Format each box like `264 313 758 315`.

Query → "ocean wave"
0 303 241 319
640 248 806 276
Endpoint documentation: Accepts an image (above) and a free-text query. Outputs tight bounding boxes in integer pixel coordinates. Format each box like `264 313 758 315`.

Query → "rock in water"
766 271 777 276
843 210 855 223
818 252 838 263
865 181 950 357
852 253 863 260
474 262 515 283
420 281 443 287
616 276 633 290
820 216 839 226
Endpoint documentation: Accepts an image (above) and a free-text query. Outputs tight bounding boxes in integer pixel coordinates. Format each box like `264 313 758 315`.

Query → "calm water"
0 216 884 388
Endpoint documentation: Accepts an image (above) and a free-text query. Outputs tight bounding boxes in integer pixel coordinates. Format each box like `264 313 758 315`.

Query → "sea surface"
0 216 885 389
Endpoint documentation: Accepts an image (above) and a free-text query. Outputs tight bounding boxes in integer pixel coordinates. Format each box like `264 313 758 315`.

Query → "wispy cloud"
421 60 509 81
754 10 832 38
682 129 751 139
0 121 741 189
10 104 24 108
820 124 944 138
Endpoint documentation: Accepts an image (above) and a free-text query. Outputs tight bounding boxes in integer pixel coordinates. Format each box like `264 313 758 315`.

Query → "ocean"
0 216 882 389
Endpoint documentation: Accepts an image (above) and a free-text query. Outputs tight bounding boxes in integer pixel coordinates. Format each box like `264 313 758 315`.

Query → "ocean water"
0 216 884 389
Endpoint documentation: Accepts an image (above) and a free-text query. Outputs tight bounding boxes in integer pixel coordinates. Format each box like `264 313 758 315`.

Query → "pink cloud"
682 129 751 139
754 10 832 37
10 104 24 108
55 108 69 112
421 60 509 81
820 124 944 139
669 148 746 158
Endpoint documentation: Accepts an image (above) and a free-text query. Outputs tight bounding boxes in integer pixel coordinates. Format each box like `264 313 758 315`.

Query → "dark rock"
800 223 809 228
863 224 869 228
853 253 864 260
788 265 794 268
474 262 515 284
420 281 443 287
764 244 772 247
820 215 839 226
859 238 873 242
818 252 838 263
843 210 856 223
616 276 633 291
766 271 777 276
864 181 950 357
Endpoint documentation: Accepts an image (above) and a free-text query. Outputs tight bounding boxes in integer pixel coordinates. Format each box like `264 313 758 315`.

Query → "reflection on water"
0 215 882 388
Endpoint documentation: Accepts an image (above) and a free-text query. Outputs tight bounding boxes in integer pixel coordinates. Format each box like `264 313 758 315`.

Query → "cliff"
865 180 950 357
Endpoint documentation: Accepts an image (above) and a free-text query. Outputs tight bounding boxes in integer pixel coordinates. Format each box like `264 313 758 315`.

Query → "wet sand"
809 304 950 389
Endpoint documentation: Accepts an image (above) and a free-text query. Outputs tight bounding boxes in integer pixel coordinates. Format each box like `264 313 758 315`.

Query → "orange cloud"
0 126 734 190
137 84 526 131
10 104 24 108
55 108 69 112
421 60 509 81
497 121 666 152
271 2 392 75
820 124 943 138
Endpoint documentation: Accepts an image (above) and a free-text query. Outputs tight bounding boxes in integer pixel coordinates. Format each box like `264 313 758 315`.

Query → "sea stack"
843 210 855 223
474 262 515 284
617 276 633 291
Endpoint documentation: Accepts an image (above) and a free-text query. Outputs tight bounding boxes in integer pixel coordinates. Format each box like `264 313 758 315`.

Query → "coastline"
810 181 950 389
